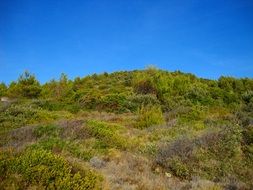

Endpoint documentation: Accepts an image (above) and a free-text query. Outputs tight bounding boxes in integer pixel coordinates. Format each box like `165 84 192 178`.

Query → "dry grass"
56 119 90 140
77 111 137 127
189 178 223 190
1 125 37 150
96 151 186 190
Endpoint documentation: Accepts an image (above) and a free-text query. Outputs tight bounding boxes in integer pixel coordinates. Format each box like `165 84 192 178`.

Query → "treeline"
1 67 253 113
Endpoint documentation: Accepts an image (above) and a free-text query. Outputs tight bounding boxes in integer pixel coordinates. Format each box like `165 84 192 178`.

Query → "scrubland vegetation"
0 67 253 189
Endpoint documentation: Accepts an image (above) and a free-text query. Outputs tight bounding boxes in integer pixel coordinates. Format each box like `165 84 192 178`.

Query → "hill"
0 67 253 189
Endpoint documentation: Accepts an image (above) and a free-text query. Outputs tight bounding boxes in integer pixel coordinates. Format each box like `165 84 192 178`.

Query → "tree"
17 71 41 98
0 82 7 97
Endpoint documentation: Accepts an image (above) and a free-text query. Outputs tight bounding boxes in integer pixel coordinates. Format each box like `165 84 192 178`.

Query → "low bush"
0 150 14 177
0 103 38 130
0 103 73 132
86 120 127 149
156 125 247 183
98 93 130 113
135 105 165 129
179 105 206 122
127 94 160 111
34 124 59 138
1 125 36 148
242 90 253 103
10 148 102 189
33 99 80 113
168 157 190 179
31 137 93 161
57 119 90 140
156 137 195 164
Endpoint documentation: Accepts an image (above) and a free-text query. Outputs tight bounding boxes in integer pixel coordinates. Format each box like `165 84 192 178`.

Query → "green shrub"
99 93 130 113
0 150 14 177
34 124 59 138
243 126 253 146
31 137 93 161
134 79 158 95
10 148 102 189
31 137 65 151
168 157 190 179
34 99 81 113
7 71 42 98
79 92 102 110
127 94 160 111
0 103 39 130
185 84 212 105
135 105 165 129
179 105 207 122
156 125 244 181
86 120 127 149
242 90 253 103
223 91 240 105
0 102 73 132
0 82 7 97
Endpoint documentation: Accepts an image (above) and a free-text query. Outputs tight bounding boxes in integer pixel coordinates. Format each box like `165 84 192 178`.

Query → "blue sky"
0 0 253 83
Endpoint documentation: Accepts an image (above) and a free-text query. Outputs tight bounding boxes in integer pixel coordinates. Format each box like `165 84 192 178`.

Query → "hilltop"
0 68 253 189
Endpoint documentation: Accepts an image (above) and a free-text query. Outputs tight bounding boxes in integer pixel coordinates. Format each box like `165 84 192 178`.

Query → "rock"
1 97 10 102
90 156 105 169
155 167 160 173
165 172 172 178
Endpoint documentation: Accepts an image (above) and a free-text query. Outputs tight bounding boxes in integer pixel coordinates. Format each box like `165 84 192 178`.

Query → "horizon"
2 67 253 86
1 0 253 84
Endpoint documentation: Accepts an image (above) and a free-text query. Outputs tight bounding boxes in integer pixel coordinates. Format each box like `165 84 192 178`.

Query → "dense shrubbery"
0 148 102 189
3 69 253 113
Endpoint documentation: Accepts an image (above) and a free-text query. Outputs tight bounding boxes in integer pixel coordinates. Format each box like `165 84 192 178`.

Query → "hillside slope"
1 68 253 189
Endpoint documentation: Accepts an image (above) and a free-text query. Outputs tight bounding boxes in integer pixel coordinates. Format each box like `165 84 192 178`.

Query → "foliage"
127 94 160 110
86 120 127 149
0 148 102 189
2 68 252 113
34 124 60 138
31 137 93 161
155 125 249 184
0 102 72 132
7 71 41 98
242 90 253 103
0 82 7 97
99 93 130 113
135 104 165 129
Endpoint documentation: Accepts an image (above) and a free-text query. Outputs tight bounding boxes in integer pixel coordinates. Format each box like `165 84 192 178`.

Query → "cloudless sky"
0 0 253 84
